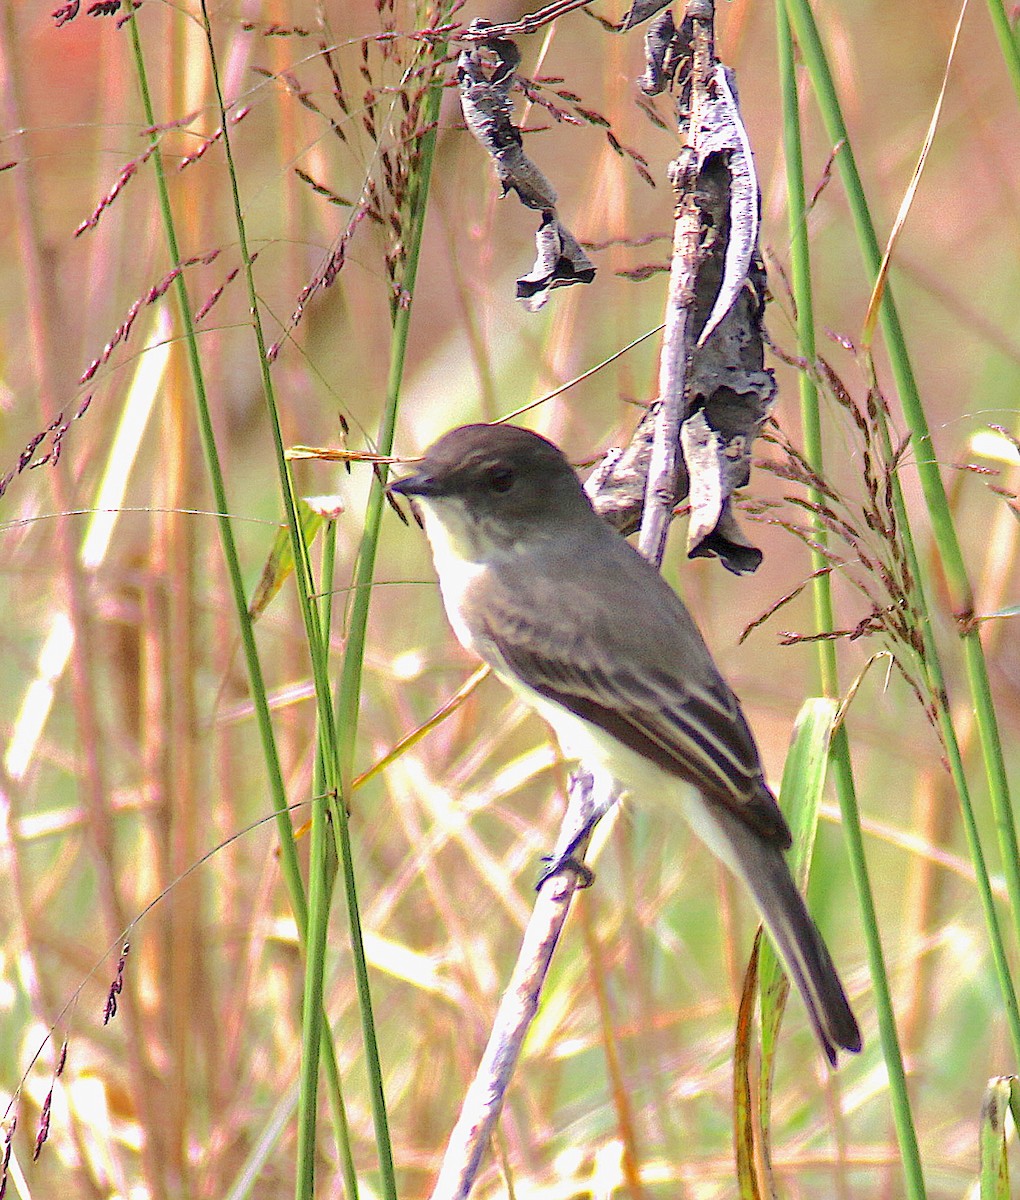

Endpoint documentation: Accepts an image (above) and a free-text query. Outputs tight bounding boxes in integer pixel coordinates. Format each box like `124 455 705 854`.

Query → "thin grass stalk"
782 0 1020 1059
984 0 1020 101
327 34 450 1200
298 765 334 1197
332 41 445 772
123 13 309 938
775 12 926 1198
190 11 365 1194
199 20 446 1194
313 517 360 1200
321 518 339 642
194 5 336 740
127 7 356 1191
774 2 833 671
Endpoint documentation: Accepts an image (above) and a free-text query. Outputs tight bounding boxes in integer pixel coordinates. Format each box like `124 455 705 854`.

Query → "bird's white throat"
414 497 491 657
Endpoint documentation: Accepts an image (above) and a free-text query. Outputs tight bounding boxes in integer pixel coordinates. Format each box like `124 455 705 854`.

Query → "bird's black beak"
388 469 440 498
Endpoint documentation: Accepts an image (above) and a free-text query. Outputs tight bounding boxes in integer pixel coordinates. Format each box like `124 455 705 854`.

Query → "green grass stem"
129 9 361 1190
327 33 449 1200
146 7 377 1196
125 4 308 939
776 8 924 1196
783 0 1020 1065
984 0 1020 102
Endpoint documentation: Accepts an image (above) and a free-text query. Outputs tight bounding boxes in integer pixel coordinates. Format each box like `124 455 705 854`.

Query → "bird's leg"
536 767 621 889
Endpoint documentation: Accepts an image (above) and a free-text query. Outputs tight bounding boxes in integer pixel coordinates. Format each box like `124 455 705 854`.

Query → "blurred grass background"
1 0 1019 1196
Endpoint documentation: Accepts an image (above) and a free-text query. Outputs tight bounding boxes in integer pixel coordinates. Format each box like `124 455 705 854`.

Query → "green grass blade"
755 700 836 1198
758 698 837 1063
248 500 326 621
984 0 1020 102
124 6 308 937
326 25 450 1200
125 15 359 1193
782 5 1020 1032
980 1076 1014 1200
192 9 368 1196
776 9 928 1198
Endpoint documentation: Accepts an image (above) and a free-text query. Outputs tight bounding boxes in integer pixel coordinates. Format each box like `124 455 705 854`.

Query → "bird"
390 421 861 1065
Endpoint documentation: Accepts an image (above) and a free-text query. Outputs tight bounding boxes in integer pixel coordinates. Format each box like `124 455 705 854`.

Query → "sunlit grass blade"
782 4 1020 1045
248 498 326 620
860 0 969 345
758 698 837 1067
776 10 927 1197
979 1076 1015 1200
734 928 764 1200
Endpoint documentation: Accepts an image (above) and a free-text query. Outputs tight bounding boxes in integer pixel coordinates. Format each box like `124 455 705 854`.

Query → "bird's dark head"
390 424 589 549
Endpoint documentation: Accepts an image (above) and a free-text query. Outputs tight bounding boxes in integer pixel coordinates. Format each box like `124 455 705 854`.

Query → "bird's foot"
536 853 595 891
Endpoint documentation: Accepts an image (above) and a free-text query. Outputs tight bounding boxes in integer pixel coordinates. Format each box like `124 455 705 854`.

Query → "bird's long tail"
702 803 862 1066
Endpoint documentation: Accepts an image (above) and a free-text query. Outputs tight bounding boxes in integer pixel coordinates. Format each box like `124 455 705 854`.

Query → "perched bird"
390 422 861 1065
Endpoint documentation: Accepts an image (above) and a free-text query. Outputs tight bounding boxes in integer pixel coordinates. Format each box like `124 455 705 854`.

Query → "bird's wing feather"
480 570 791 848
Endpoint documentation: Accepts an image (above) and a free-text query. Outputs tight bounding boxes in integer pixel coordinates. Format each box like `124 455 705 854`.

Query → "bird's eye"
485 465 514 493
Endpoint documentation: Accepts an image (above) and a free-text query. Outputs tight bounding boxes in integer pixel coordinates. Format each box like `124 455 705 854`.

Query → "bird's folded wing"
486 611 792 848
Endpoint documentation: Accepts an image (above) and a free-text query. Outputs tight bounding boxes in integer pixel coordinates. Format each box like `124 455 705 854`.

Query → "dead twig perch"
638 0 714 563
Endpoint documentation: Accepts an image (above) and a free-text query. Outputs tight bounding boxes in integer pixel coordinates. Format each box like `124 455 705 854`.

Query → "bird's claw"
536 854 595 890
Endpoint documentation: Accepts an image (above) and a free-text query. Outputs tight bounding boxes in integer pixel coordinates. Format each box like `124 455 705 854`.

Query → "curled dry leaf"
517 212 596 311
618 0 672 32
587 13 774 573
695 66 759 348
458 35 556 209
638 9 679 97
458 20 595 310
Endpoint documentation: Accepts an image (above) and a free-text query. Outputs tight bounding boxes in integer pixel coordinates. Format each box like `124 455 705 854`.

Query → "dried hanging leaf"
618 0 672 32
458 20 595 308
517 212 596 311
586 16 774 574
638 9 679 97
458 39 557 210
695 66 759 348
